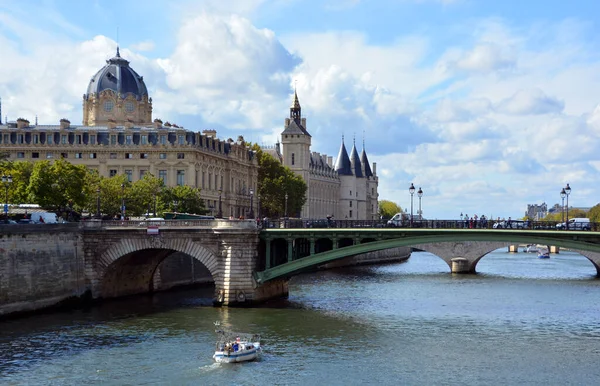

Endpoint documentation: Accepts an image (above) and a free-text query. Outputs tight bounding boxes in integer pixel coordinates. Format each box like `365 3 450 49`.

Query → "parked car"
556 218 591 230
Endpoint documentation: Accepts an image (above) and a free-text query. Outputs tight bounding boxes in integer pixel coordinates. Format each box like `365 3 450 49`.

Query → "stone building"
0 49 258 218
266 91 379 220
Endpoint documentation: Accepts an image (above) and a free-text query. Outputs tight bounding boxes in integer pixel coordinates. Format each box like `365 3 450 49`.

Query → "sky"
1 0 600 219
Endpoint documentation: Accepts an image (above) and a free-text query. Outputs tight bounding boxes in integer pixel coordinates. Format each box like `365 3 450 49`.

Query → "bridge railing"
78 219 258 229
260 218 600 231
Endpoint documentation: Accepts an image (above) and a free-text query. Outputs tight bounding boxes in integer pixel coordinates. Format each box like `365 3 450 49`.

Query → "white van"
556 218 590 230
387 212 407 227
30 212 58 224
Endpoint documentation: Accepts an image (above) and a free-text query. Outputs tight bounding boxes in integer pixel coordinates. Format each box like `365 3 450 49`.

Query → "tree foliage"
252 144 307 218
379 200 402 219
161 185 207 215
28 159 89 210
588 204 600 223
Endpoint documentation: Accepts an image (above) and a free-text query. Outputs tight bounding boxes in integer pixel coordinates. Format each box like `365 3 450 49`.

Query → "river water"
2 249 600 385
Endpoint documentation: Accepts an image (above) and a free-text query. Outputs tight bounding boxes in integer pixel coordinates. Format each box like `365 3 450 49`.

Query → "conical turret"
335 136 353 175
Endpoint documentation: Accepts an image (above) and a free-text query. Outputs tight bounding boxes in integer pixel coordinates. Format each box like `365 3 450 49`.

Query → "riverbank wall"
320 246 411 269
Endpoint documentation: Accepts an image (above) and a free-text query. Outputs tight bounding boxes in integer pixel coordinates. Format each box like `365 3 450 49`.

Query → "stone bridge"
4 222 600 317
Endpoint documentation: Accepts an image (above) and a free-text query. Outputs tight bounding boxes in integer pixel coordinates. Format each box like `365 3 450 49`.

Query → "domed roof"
86 47 148 100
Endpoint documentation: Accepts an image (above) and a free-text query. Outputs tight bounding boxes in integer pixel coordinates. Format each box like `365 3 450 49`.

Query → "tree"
127 174 165 216
0 161 33 204
252 145 307 218
379 200 402 219
588 204 600 223
28 159 89 211
161 185 207 215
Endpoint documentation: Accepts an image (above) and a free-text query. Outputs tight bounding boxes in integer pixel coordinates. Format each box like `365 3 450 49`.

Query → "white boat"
213 324 261 363
538 248 550 259
525 244 542 253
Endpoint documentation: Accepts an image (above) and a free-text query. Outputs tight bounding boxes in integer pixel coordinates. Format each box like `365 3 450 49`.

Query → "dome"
86 48 148 100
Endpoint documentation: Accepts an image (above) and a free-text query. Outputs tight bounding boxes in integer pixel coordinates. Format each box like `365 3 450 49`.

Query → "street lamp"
257 194 261 220
564 183 571 230
96 186 101 219
284 193 288 218
153 187 158 217
217 187 223 218
409 183 415 227
249 188 254 219
560 188 566 224
1 174 13 224
417 187 423 220
121 183 126 220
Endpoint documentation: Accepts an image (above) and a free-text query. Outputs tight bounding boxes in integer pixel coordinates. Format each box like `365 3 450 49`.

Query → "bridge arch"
94 238 220 299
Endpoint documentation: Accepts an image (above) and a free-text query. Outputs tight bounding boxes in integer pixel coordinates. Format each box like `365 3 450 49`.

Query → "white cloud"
496 88 564 115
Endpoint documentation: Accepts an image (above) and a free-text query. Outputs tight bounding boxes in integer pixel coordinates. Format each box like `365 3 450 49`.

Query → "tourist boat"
538 248 550 259
213 323 261 363
525 244 540 253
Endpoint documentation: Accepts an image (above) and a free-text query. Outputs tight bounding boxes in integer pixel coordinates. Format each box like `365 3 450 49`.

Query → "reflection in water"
1 250 600 385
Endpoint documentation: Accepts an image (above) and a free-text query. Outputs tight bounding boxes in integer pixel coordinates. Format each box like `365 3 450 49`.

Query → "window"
90 135 96 145
46 152 53 159
109 169 117 177
125 101 135 112
178 135 184 145
33 134 39 144
350 190 352 196
141 135 147 145
160 135 166 145
202 172 205 189
372 188 374 195
349 201 352 208
110 135 117 145
110 153 117 159
90 153 97 159
159 153 167 159
125 135 132 145
3 134 9 143
104 100 114 112
140 153 148 159
177 153 184 159
140 170 147 179
125 170 132 182
159 170 167 183
60 152 68 158
215 174 218 190
17 134 24 144
61 135 67 144
292 153 295 165
17 152 24 158
356 191 358 197
75 153 83 159
349 210 353 218
76 135 82 144
209 173 212 190
32 152 39 159
125 153 133 159
177 170 185 186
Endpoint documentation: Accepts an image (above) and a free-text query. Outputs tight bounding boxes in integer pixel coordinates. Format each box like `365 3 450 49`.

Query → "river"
1 249 600 385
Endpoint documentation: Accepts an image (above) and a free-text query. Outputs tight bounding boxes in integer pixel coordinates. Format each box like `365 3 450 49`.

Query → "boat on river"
213 323 261 363
538 248 550 259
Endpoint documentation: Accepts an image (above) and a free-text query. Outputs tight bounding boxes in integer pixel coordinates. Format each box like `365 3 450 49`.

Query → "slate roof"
360 147 373 177
334 140 352 175
349 142 363 178
86 47 148 100
282 118 311 136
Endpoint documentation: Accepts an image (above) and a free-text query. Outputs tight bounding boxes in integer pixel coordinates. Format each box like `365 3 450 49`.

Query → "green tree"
127 174 165 216
252 145 307 218
588 204 600 223
161 185 207 215
28 159 89 211
0 161 33 204
379 200 402 219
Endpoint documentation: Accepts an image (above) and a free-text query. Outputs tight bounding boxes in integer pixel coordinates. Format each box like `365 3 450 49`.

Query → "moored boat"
538 248 550 259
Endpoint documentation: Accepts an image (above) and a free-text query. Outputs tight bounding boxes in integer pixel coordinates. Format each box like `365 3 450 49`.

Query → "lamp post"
560 188 566 224
257 194 261 220
153 187 158 217
96 187 101 219
1 174 13 224
564 183 571 230
284 193 288 218
417 187 423 220
121 183 126 220
249 188 254 219
217 187 223 218
409 183 415 227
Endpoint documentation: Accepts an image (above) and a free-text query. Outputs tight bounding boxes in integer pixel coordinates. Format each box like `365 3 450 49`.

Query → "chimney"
153 118 163 129
373 162 377 176
17 118 30 129
327 156 333 167
301 118 306 127
59 118 70 130
203 129 217 138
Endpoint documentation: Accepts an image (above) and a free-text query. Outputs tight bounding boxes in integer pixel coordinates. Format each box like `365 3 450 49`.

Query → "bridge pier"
508 244 519 253
451 257 473 273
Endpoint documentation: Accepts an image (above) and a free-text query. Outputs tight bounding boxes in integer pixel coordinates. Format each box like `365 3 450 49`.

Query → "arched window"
292 153 295 165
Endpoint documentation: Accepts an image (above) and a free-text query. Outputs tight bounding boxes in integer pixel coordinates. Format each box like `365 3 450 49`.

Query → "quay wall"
0 224 87 317
320 246 411 269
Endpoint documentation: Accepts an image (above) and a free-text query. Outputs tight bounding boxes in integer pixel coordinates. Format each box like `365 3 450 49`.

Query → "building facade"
267 91 379 220
0 49 258 218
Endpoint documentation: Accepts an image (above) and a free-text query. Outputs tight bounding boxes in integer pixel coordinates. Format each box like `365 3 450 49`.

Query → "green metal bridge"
256 228 600 283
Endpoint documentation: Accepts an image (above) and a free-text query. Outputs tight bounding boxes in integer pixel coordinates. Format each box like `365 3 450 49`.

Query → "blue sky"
1 0 600 219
